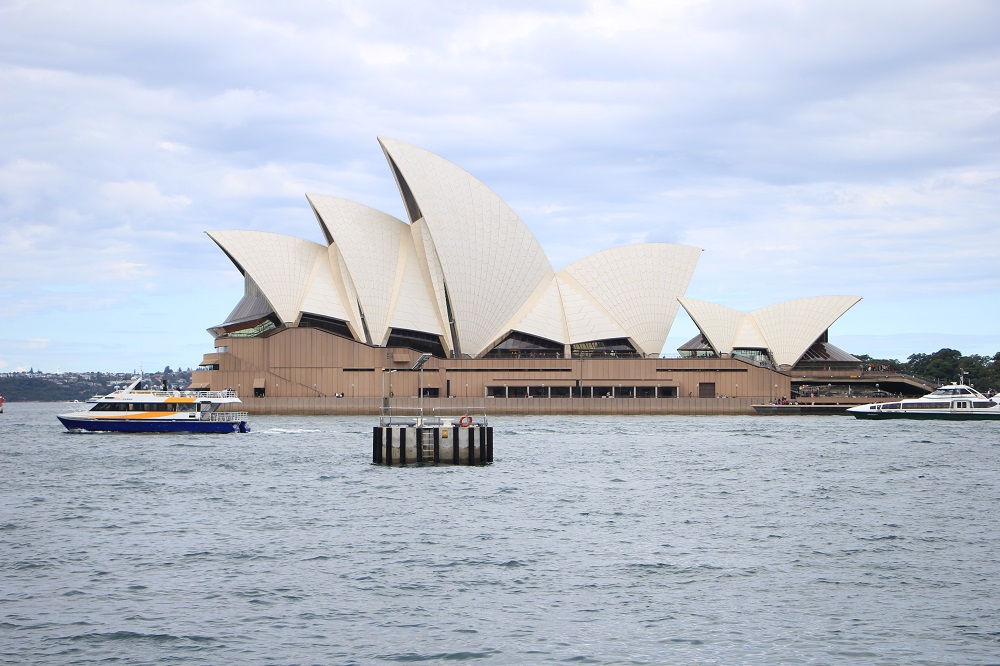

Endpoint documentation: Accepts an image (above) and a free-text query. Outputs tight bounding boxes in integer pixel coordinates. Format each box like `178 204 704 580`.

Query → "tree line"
857 348 1000 392
0 369 194 402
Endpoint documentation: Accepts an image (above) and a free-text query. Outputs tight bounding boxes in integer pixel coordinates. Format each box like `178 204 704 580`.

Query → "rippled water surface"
2 402 1000 664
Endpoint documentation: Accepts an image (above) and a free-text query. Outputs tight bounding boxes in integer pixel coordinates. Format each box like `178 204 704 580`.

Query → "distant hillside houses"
0 369 195 402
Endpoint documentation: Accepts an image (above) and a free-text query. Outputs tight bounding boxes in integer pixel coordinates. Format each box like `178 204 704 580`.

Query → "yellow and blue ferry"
57 378 250 433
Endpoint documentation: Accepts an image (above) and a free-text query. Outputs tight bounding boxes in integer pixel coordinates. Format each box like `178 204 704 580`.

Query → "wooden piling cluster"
373 425 493 466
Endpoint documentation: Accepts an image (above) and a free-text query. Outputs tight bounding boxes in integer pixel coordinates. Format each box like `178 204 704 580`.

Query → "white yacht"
848 384 1000 420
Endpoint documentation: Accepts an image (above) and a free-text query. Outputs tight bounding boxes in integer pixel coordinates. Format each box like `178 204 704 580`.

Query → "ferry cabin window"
94 403 183 411
136 403 176 411
931 387 975 396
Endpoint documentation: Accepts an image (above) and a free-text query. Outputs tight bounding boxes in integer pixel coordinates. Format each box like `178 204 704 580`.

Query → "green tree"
901 348 999 391
906 349 962 383
855 354 903 369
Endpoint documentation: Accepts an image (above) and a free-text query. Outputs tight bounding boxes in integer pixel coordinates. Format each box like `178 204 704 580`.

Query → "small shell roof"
207 230 347 325
679 295 862 367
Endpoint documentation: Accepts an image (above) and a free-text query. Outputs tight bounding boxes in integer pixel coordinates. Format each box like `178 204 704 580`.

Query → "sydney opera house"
192 138 897 414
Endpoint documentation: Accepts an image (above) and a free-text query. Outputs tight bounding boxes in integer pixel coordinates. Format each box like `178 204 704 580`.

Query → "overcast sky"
2 0 999 373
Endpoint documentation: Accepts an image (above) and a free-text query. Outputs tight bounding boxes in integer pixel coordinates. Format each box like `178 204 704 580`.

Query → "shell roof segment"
501 276 569 347
207 230 337 325
751 296 861 368
378 137 554 356
298 246 354 324
556 273 631 344
563 244 702 355
386 233 447 339
680 295 862 368
307 194 409 344
676 298 744 355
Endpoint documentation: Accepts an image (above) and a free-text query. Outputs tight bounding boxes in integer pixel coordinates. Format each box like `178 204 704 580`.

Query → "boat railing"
123 388 240 399
202 411 249 422
379 406 488 428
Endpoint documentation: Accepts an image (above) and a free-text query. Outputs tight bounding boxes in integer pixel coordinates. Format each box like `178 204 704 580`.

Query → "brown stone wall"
194 328 792 415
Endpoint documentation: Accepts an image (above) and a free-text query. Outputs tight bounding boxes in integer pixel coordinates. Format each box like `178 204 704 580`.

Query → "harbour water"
2 402 999 664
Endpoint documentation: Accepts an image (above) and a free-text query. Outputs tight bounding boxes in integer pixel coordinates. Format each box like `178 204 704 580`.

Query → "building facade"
193 138 872 414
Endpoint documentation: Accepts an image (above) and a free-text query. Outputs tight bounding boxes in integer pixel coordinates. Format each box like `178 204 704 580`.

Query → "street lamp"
412 353 433 423
381 369 397 410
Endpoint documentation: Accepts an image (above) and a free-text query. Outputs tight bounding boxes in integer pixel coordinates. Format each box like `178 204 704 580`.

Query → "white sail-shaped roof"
378 137 553 357
563 244 702 355
556 273 631 344
501 276 568 347
409 219 454 352
676 298 744 355
732 316 768 350
298 248 354 324
386 231 447 341
207 138 862 362
307 194 444 346
751 296 861 368
207 230 336 325
680 295 862 368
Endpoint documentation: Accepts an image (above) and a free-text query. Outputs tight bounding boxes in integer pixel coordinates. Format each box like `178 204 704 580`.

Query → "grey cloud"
1 0 998 370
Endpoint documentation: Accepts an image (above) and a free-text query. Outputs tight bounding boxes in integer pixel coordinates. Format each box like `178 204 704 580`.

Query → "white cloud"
219 164 311 199
99 180 192 214
1 0 998 369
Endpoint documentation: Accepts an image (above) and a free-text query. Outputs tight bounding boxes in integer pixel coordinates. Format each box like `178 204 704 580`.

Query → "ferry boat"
57 378 250 433
847 384 1000 420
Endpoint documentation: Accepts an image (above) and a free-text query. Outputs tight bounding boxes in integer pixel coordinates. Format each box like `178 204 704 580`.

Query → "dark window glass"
571 338 638 358
299 313 355 340
386 328 446 357
485 332 563 359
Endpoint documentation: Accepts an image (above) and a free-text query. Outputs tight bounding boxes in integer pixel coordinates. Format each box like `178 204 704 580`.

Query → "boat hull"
57 416 250 433
752 404 850 415
850 411 1000 421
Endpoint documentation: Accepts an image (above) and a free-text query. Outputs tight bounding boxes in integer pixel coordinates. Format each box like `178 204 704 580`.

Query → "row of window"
222 313 647 362
91 402 200 412
878 401 995 410
485 386 680 398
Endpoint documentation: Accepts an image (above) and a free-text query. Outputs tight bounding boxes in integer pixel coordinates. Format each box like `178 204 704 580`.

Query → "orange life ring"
458 414 473 427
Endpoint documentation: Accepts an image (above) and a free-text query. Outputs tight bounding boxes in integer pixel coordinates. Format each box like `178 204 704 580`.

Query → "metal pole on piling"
411 354 432 426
